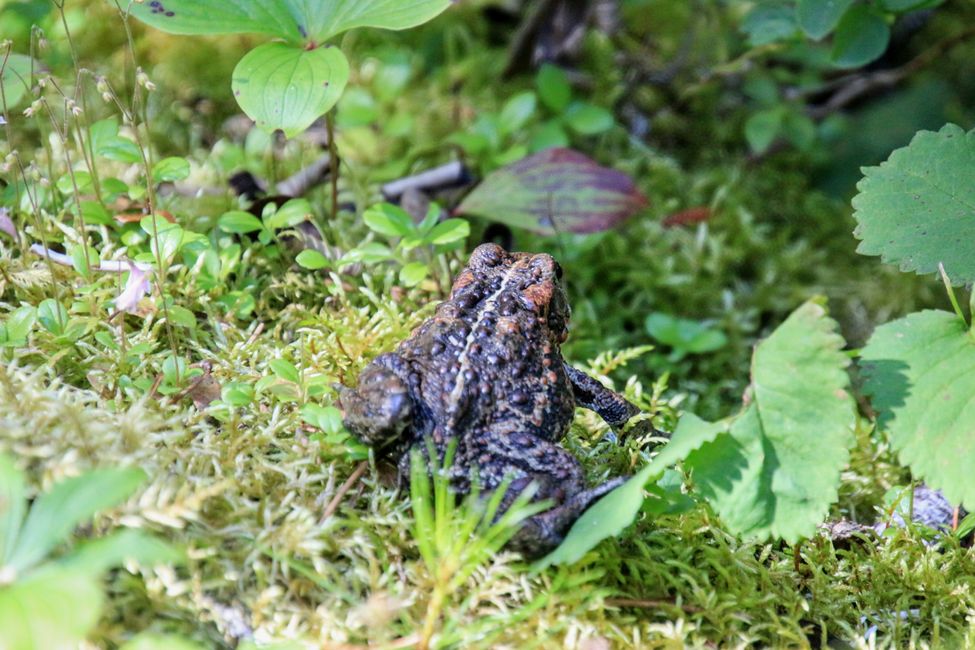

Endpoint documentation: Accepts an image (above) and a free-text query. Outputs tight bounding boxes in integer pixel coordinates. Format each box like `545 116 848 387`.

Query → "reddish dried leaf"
114 209 175 224
662 206 712 228
456 148 647 234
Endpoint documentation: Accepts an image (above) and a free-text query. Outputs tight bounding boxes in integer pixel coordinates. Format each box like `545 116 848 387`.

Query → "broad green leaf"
853 124 975 284
499 92 537 135
61 528 181 575
8 468 146 573
37 299 68 336
152 156 191 183
744 107 785 154
645 313 727 359
529 121 569 153
563 102 614 135
399 261 429 287
295 249 330 270
363 203 415 237
232 43 349 137
687 301 855 543
537 412 725 568
269 358 300 384
831 5 890 68
796 0 853 39
0 305 37 346
264 198 311 230
741 4 798 46
456 148 647 235
860 310 975 509
0 53 34 108
425 219 469 246
536 63 571 113
219 210 264 234
0 455 26 565
0 568 102 650
300 404 343 433
131 0 451 43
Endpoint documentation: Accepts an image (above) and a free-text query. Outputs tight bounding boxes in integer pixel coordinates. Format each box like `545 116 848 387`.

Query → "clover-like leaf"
853 124 975 284
687 301 855 543
861 310 975 509
830 4 890 68
536 412 725 568
456 148 647 235
232 43 349 137
130 0 451 44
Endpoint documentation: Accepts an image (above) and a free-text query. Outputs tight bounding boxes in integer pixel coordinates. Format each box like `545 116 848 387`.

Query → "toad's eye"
554 262 563 280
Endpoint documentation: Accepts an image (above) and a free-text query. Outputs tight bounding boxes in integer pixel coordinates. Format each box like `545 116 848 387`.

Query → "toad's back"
395 245 577 444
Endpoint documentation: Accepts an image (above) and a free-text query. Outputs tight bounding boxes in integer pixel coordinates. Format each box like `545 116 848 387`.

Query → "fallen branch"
321 460 369 522
381 161 470 201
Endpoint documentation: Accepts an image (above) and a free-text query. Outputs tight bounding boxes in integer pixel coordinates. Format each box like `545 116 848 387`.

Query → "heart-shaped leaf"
130 0 452 43
456 148 647 235
853 124 975 284
232 43 349 137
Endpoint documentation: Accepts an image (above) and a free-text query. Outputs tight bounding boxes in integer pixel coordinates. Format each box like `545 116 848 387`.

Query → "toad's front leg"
339 353 414 449
563 363 655 436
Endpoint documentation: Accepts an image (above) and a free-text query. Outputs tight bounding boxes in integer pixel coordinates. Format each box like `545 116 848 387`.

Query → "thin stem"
939 263 966 326
325 111 339 220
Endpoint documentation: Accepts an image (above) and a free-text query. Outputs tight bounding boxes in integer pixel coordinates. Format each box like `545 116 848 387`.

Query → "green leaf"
645 313 728 359
295 249 330 270
687 301 855 543
0 53 34 108
499 92 537 135
232 43 349 138
537 412 725 568
536 63 571 113
852 124 975 283
796 0 854 39
529 121 570 153
831 5 890 69
563 102 614 135
0 568 103 649
264 198 311 230
61 528 181 575
152 156 191 183
860 310 975 509
363 203 415 238
37 299 68 336
744 107 785 154
270 358 300 384
741 4 798 46
0 305 37 346
219 210 265 234
7 468 146 573
456 148 647 235
80 200 112 226
425 219 470 246
300 404 343 433
166 305 197 329
399 261 429 287
0 455 26 565
131 0 452 43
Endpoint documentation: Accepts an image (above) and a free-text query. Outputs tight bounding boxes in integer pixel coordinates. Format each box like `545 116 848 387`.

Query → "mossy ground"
3 1 975 647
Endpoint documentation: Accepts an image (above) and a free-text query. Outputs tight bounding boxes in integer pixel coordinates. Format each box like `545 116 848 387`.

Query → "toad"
338 243 651 556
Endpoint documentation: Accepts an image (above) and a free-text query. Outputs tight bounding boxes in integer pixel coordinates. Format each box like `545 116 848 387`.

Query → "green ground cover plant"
1 0 975 647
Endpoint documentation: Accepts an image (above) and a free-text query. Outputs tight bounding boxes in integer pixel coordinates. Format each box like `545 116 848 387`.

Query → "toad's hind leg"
466 432 626 557
339 353 414 449
507 476 627 558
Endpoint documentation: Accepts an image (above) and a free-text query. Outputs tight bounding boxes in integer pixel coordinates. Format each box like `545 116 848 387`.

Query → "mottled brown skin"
339 243 648 556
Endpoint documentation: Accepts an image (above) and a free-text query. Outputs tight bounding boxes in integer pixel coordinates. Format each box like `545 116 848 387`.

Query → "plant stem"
325 111 339 220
